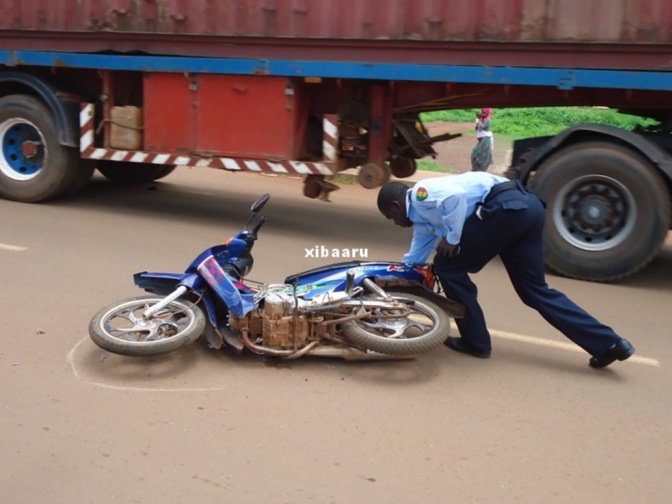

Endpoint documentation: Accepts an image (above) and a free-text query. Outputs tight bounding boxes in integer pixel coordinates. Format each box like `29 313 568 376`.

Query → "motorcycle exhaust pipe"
240 329 319 359
307 346 413 361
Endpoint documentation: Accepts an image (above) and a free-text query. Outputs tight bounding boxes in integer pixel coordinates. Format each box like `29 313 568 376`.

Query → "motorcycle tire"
341 292 450 355
89 295 206 356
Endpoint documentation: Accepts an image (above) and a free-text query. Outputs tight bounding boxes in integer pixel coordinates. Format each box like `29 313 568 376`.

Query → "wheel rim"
0 118 47 181
552 174 637 251
100 299 197 345
355 298 438 340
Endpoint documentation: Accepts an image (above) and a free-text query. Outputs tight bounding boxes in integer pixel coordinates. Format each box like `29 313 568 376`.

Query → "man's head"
377 182 413 228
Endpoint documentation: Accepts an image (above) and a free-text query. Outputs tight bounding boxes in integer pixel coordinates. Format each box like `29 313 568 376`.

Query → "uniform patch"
416 187 428 201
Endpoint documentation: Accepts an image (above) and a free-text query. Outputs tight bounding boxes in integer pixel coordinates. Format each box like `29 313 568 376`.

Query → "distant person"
471 108 494 172
376 171 635 369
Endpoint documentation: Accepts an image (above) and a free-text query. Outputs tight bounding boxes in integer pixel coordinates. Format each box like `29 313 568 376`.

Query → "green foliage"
421 107 657 140
416 159 456 173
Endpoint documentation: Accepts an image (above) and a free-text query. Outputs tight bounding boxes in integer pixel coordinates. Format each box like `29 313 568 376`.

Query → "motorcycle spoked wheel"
89 295 206 356
340 292 451 355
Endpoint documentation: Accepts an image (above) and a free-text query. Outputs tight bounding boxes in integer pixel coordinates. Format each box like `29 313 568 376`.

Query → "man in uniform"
376 172 634 368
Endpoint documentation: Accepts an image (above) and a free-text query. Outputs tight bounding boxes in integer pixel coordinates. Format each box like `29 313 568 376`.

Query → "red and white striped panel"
80 103 336 176
322 114 338 162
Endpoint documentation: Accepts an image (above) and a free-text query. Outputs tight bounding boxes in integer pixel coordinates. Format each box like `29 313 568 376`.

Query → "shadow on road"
49 172 672 290
71 332 445 390
587 243 672 293
49 174 403 246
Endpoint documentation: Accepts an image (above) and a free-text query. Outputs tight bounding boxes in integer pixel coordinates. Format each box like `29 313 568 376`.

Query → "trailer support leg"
358 85 392 189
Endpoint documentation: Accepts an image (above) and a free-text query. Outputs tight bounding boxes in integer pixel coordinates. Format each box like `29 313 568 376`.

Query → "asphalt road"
2 168 671 503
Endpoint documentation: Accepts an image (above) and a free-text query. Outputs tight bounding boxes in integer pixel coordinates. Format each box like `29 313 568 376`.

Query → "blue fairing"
134 271 206 295
196 255 255 317
284 261 426 300
135 241 427 327
133 240 257 328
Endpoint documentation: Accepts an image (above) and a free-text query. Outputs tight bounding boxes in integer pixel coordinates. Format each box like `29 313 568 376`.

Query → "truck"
1 0 671 282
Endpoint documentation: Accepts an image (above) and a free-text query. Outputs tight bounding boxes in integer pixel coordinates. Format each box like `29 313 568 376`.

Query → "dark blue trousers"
433 185 621 358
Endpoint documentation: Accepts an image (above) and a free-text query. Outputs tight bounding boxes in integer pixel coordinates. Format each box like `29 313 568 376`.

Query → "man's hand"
437 238 460 258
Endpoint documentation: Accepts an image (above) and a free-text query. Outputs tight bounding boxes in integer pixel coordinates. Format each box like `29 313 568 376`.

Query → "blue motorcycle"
89 194 464 360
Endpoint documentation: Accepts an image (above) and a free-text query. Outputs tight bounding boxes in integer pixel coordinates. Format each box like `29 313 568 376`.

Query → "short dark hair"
377 182 408 213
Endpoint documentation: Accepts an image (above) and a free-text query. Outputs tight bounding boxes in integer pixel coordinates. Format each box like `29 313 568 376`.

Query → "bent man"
376 172 634 368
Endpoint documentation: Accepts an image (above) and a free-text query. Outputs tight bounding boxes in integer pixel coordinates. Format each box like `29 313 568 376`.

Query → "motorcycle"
88 194 465 360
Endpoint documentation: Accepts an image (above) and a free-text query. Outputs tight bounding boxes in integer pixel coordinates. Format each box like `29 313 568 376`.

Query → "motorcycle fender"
134 271 208 295
378 283 466 319
134 271 182 295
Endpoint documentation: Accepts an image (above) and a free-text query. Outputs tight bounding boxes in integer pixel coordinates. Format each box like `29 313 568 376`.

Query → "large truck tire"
97 161 176 184
529 141 671 282
0 95 80 202
63 159 96 196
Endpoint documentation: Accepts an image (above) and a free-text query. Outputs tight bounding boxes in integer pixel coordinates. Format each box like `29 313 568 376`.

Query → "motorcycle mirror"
251 194 270 213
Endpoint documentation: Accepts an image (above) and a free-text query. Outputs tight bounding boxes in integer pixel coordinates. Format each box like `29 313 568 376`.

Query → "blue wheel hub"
0 119 45 180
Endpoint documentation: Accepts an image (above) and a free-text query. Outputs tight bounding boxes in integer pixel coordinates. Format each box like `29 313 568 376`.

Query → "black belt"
483 180 520 204
475 180 521 220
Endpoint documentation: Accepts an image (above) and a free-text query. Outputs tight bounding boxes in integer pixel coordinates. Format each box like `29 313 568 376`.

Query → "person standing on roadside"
376 171 635 369
471 108 494 172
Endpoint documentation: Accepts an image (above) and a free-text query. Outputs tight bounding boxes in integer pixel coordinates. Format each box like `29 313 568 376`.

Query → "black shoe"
445 337 491 359
589 338 635 369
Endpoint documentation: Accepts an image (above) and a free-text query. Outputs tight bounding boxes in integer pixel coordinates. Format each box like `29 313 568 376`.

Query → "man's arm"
439 191 467 245
402 223 438 264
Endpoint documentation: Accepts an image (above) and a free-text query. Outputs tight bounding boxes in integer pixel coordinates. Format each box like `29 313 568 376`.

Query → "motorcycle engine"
262 293 309 349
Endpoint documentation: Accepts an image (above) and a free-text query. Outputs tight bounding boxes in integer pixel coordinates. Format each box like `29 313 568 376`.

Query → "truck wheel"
63 160 96 196
152 165 176 180
357 162 391 189
0 95 79 202
390 157 417 178
529 141 671 282
97 161 176 183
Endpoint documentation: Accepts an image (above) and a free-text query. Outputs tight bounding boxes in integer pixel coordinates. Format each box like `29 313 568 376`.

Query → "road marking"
183 190 213 196
67 337 230 392
453 323 660 367
69 323 661 392
0 242 27 252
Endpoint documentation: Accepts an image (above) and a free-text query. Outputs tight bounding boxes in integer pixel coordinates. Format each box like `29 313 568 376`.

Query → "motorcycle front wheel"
89 295 206 356
340 292 450 356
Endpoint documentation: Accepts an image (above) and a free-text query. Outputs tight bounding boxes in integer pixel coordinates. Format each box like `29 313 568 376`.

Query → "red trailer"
1 0 672 280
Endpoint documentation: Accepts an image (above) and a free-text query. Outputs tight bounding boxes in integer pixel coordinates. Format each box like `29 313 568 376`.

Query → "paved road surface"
1 168 671 503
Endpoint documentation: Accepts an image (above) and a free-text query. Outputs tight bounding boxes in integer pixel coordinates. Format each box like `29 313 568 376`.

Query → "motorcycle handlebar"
251 216 267 235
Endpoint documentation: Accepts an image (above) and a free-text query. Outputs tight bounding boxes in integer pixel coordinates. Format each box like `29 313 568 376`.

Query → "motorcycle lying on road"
89 194 464 360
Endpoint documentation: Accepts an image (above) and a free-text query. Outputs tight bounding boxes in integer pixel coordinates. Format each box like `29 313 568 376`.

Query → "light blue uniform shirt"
403 172 507 264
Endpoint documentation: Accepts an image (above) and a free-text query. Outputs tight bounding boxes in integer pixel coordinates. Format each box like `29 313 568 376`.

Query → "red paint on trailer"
143 73 193 153
2 1 672 71
194 75 298 159
143 73 301 159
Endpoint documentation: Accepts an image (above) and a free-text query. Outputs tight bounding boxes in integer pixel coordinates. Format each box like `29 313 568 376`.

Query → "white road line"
69 323 661 392
67 337 228 392
183 190 213 196
452 322 660 367
0 242 27 252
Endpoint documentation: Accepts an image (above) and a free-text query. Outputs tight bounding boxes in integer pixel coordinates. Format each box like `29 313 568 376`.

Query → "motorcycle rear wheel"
341 292 450 355
89 295 206 356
